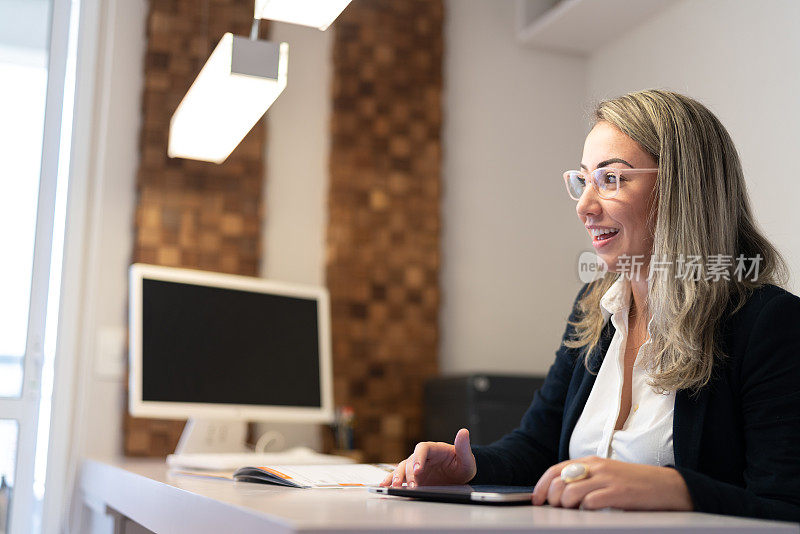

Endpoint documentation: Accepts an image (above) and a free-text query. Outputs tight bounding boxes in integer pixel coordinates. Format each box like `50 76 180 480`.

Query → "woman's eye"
569 173 585 186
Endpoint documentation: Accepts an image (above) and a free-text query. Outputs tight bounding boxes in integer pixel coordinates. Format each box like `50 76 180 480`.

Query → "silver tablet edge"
470 491 533 503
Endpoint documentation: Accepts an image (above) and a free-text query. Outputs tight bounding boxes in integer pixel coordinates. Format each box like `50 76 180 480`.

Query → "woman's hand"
380 428 477 488
532 456 693 511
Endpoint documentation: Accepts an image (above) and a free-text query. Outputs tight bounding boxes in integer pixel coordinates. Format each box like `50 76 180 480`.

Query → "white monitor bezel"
129 263 334 423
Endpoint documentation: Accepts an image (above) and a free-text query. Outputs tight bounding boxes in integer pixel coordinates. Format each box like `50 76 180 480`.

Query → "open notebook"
232 463 395 488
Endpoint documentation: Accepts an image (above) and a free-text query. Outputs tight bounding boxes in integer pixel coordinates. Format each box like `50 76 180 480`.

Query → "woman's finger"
452 428 476 480
381 459 407 486
546 473 567 507
558 475 606 508
381 461 405 486
453 428 471 462
580 487 618 510
407 442 429 487
414 441 432 475
533 457 599 505
391 459 407 487
532 461 570 505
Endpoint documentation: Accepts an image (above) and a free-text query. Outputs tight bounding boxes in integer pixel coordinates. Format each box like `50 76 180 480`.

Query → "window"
0 0 76 532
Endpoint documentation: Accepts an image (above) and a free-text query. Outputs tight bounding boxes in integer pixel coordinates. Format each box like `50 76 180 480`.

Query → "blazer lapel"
673 385 710 470
558 321 615 461
555 316 711 469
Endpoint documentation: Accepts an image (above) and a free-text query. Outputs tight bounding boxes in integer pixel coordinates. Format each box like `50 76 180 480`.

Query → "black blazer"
471 283 800 522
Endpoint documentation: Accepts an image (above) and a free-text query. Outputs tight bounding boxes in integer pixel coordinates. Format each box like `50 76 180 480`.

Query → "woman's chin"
598 255 627 275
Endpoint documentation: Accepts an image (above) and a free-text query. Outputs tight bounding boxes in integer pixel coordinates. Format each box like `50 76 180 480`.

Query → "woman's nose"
576 183 602 219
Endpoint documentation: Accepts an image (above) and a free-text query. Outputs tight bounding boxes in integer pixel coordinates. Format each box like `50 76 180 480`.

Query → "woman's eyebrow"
580 158 635 170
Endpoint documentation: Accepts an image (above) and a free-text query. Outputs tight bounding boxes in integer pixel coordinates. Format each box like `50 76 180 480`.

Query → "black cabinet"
423 374 546 446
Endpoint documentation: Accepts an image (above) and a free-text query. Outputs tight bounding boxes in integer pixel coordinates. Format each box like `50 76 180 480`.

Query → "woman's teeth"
591 228 619 240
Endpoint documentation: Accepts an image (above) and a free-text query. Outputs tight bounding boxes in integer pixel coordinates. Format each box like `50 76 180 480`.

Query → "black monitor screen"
141 278 322 408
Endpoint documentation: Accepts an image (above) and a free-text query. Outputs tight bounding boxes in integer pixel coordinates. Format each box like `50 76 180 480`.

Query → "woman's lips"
592 229 619 249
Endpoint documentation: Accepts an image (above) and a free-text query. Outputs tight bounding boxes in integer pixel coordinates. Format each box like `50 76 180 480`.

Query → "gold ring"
560 462 589 484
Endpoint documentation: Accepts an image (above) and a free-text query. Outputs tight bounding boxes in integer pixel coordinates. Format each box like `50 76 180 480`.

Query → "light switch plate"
94 326 127 379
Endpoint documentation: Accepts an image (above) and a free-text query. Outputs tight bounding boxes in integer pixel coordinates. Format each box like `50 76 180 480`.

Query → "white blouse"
568 277 676 466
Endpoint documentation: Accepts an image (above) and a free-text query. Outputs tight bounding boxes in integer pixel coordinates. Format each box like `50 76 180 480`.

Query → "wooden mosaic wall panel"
326 0 443 462
125 0 269 456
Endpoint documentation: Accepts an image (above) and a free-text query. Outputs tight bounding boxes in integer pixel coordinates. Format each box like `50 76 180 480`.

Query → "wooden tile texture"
326 0 443 462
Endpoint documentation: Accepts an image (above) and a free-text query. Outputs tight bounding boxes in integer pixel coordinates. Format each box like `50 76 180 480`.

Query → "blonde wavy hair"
566 89 787 393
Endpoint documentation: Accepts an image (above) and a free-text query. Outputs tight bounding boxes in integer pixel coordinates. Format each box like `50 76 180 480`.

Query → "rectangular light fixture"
254 0 353 31
168 33 288 164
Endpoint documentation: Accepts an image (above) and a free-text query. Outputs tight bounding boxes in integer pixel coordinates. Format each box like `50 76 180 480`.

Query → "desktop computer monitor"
128 264 334 453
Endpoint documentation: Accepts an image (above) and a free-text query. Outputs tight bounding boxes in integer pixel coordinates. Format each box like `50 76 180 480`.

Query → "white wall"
587 0 800 293
439 0 588 376
262 23 332 287
68 0 146 462
257 21 334 449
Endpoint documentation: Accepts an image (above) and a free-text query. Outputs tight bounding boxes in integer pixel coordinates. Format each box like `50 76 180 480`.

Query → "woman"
381 90 800 521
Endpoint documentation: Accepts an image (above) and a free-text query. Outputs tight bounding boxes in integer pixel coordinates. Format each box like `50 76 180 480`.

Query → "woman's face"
577 121 658 276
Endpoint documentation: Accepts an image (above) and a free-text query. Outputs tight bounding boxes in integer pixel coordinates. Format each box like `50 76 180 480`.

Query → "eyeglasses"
562 167 658 201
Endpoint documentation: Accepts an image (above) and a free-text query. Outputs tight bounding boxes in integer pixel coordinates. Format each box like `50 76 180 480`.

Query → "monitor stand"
174 419 249 454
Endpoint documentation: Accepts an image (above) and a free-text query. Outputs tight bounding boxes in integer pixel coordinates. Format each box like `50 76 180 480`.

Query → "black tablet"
369 485 534 505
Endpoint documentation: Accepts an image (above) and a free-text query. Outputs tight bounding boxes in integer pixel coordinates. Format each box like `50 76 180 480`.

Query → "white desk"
75 459 800 534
